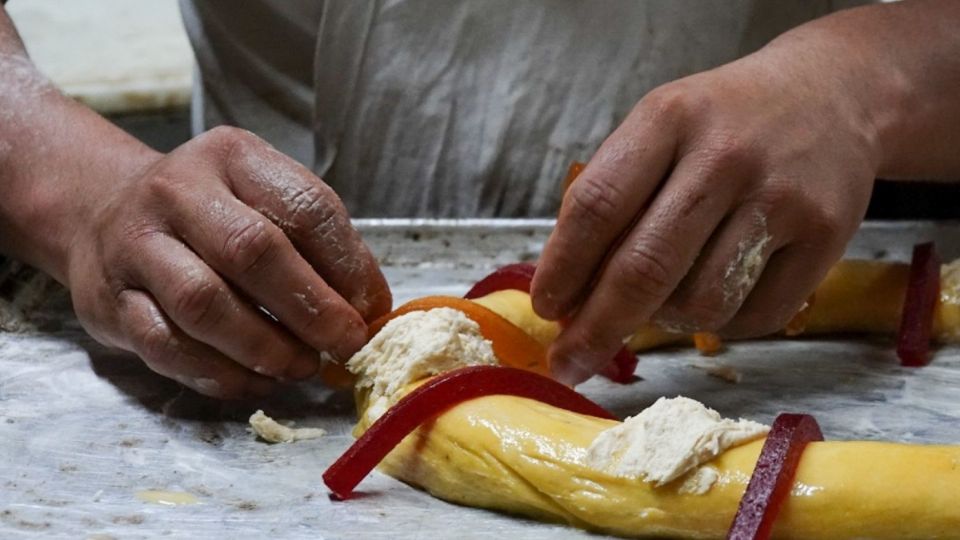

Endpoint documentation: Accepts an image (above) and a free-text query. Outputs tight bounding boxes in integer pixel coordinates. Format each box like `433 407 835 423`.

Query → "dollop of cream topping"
586 396 768 486
347 308 498 414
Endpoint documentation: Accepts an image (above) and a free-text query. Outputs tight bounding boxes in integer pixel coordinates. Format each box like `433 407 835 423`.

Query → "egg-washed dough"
347 274 960 538
474 259 960 356
356 388 960 538
624 258 960 352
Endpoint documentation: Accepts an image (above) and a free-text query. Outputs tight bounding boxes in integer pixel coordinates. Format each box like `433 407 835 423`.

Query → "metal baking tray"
2 219 960 539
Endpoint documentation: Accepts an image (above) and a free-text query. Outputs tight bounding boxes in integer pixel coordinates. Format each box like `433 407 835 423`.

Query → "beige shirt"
181 0 870 217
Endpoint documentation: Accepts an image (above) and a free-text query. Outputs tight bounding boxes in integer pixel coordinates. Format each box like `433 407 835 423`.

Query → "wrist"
57 145 164 286
0 115 162 285
757 20 899 179
762 2 960 181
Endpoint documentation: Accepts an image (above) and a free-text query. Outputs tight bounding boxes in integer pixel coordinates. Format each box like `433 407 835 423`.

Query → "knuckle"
120 222 166 248
611 233 680 305
143 172 183 206
639 84 690 122
776 188 844 243
199 126 265 169
220 218 281 272
805 204 845 241
77 285 127 347
754 182 795 212
172 273 225 329
286 183 342 236
700 135 754 181
73 302 114 346
136 318 178 364
205 125 259 151
566 178 625 231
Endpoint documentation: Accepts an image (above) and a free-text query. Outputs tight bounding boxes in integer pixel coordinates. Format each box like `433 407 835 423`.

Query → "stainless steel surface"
3 219 960 539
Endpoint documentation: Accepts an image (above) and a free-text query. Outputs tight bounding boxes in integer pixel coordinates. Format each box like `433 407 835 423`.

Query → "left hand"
532 35 880 385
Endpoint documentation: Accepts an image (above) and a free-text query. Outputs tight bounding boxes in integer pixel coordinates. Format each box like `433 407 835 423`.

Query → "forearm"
0 7 160 284
767 0 960 181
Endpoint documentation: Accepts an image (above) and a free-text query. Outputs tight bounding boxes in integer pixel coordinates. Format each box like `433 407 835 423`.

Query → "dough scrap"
248 410 326 444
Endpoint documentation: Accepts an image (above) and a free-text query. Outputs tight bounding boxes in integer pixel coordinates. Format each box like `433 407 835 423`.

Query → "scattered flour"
0 53 56 122
722 213 771 307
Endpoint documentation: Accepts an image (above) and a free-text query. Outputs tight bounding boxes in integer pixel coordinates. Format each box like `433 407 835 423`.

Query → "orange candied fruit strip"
562 161 587 193
693 332 723 356
320 361 356 389
784 293 816 337
368 296 552 378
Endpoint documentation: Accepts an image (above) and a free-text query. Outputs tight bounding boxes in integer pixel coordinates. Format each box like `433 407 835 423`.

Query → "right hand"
65 127 392 399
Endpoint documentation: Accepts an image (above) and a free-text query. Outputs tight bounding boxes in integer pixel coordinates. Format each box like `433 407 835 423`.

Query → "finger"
720 243 837 339
116 289 276 399
222 137 391 321
164 185 368 361
532 100 679 321
651 205 785 333
548 152 744 385
130 233 322 380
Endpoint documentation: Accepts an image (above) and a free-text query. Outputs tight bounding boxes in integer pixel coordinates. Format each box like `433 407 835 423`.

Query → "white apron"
181 0 871 217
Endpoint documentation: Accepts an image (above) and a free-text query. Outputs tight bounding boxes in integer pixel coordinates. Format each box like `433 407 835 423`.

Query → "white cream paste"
586 396 768 487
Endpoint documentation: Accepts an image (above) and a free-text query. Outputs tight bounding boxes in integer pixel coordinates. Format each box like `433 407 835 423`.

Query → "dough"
344 259 960 537
358 390 960 538
248 410 325 444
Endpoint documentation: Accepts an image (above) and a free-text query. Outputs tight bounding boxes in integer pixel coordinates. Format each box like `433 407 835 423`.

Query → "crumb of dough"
248 410 326 444
691 362 743 384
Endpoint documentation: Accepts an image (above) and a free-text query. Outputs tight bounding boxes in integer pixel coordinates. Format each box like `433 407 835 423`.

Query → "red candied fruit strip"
464 263 639 384
597 347 639 384
562 161 587 193
727 413 824 540
464 263 537 299
897 242 941 367
322 365 615 500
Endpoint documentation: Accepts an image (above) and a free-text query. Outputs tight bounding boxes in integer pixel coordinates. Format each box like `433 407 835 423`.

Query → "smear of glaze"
135 490 200 506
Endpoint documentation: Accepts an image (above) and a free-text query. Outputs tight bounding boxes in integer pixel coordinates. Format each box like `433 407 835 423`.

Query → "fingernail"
531 288 564 321
551 355 595 387
336 318 368 359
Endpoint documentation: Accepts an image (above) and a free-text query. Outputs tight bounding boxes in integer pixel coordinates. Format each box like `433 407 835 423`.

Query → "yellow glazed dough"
348 259 960 538
357 393 960 539
470 260 960 353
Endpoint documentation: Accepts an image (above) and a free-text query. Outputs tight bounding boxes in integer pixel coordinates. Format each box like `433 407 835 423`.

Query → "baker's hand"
67 127 392 398
533 38 880 385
